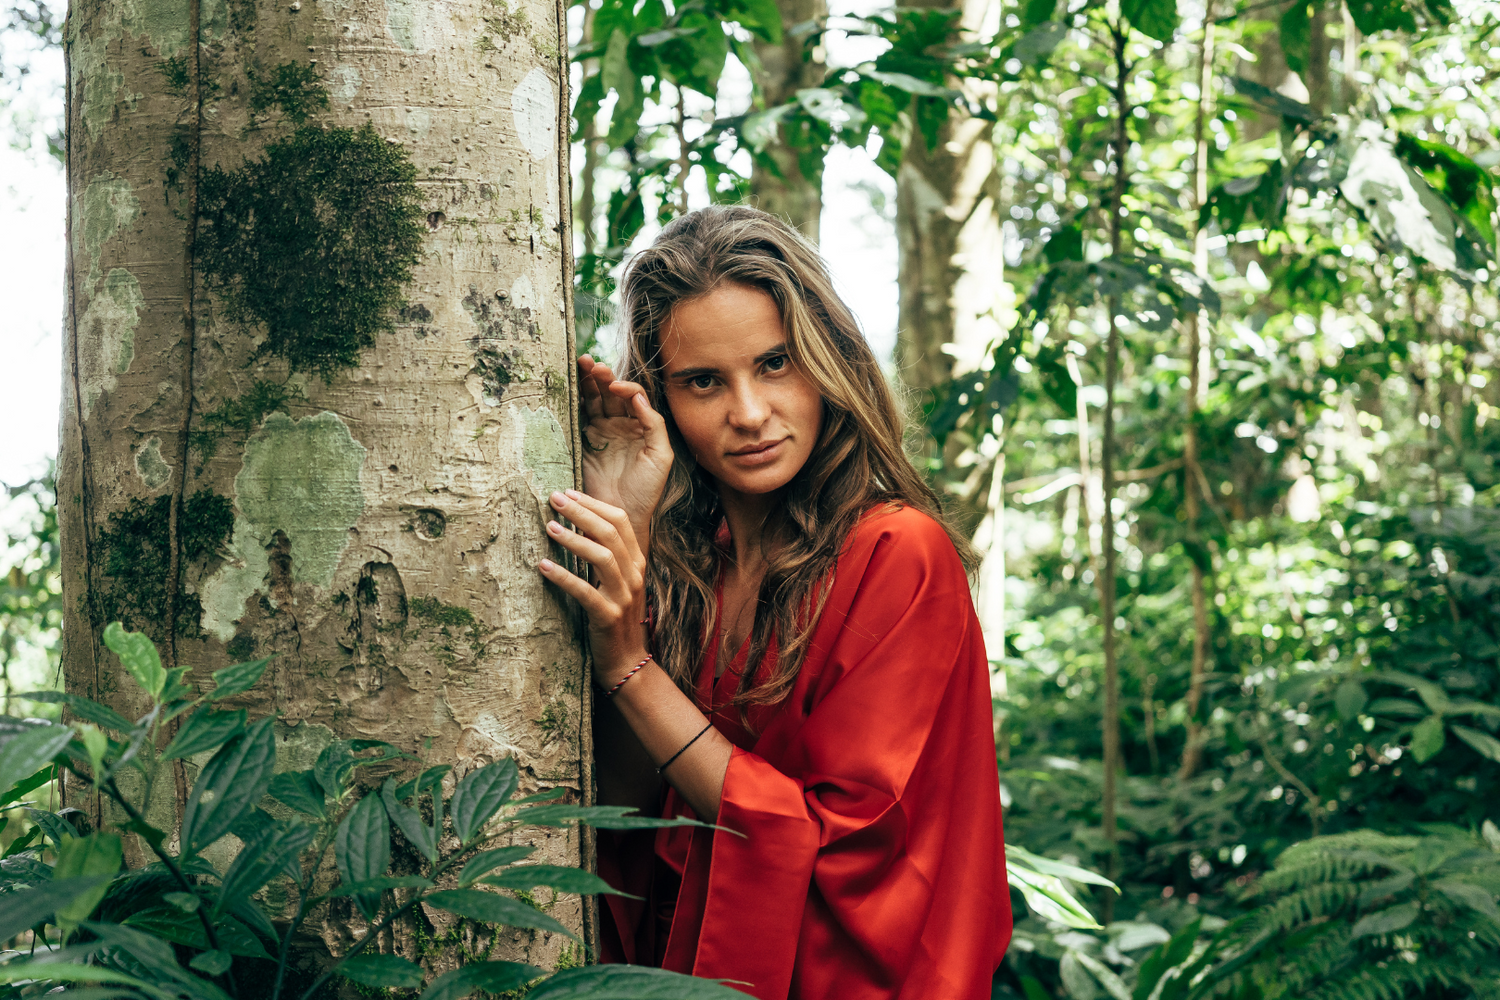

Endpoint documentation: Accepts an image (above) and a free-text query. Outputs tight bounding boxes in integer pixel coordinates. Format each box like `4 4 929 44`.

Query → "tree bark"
894 0 1002 397
60 0 589 973
749 0 826 239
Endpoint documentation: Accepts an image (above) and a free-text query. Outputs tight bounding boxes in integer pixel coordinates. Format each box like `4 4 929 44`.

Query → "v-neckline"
711 569 752 685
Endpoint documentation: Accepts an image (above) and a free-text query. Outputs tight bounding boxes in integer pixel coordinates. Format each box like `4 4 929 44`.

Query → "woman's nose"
726 382 770 429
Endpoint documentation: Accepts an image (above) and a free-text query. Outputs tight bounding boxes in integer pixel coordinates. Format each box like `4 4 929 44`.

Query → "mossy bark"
59 0 590 979
748 0 826 240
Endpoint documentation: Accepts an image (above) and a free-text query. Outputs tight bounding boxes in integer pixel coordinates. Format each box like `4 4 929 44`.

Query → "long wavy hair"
618 205 975 710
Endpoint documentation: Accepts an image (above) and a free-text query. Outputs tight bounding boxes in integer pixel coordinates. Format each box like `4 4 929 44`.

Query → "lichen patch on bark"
134 436 172 489
235 411 368 589
76 268 143 419
386 0 455 54
198 516 272 642
510 68 557 162
78 173 140 290
518 405 573 502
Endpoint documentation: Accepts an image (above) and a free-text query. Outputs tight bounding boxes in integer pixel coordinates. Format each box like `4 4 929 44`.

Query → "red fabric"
599 505 1011 999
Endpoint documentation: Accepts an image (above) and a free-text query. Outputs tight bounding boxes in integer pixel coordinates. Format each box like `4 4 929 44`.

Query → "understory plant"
0 622 747 1000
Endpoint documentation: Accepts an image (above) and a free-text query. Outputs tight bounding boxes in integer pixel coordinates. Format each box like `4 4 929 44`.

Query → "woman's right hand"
577 355 674 552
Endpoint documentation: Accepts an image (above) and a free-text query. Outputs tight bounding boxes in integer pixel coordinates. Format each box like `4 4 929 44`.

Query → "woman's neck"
718 485 780 575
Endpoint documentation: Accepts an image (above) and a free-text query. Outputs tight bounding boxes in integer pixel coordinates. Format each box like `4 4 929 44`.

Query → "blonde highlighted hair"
618 205 973 710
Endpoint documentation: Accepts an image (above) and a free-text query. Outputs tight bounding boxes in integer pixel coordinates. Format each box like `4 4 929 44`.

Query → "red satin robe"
598 505 1011 999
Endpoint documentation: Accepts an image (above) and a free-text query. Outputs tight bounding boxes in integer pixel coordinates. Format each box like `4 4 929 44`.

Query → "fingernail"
546 521 562 534
550 491 567 506
565 489 582 499
539 559 555 571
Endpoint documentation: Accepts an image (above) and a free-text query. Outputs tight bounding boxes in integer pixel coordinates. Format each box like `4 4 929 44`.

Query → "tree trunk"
749 0 826 239
894 0 1002 397
59 0 589 974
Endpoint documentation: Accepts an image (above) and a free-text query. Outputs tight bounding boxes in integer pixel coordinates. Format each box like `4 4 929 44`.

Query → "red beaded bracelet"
605 653 652 697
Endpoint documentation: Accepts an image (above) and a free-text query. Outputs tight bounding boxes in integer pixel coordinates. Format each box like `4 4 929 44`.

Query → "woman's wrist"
595 647 654 694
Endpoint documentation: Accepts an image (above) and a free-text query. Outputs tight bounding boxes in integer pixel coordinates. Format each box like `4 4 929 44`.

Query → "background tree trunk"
749 0 826 239
894 0 1001 397
59 0 588 976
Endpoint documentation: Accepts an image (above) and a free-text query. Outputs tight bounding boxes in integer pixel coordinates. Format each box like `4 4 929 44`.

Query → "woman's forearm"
603 657 732 821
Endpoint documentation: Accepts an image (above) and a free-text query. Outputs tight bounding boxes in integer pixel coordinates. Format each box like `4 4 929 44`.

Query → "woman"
536 205 1010 999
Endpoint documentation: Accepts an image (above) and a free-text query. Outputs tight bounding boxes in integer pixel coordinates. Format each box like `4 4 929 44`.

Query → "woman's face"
658 282 824 503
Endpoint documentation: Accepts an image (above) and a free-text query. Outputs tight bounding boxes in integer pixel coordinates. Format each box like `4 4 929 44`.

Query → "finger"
630 392 670 455
545 518 621 577
538 558 612 619
553 489 639 561
605 379 647 398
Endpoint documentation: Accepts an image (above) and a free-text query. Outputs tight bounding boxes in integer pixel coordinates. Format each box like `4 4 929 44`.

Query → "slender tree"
60 0 589 967
749 0 827 237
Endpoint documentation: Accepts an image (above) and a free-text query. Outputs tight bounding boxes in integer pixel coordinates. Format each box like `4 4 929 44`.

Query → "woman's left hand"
537 488 650 687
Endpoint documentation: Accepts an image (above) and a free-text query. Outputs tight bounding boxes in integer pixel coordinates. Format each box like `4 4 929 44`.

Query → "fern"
1194 827 1500 1000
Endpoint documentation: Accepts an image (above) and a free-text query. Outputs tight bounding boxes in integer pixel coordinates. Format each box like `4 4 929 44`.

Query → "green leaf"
600 29 638 115
52 833 123 932
0 961 180 1000
163 891 200 912
511 803 720 832
1433 877 1500 923
420 962 547 1000
209 657 271 701
1133 918 1201 1000
525 965 755 998
1120 0 1177 41
215 817 314 914
0 874 116 942
182 717 278 855
29 806 81 845
19 691 134 732
336 792 391 918
1410 715 1446 763
190 951 234 976
163 710 246 761
395 764 450 801
725 0 782 43
1351 900 1421 937
1335 680 1368 721
482 864 633 897
1 762 56 809
449 759 519 843
1365 697 1427 718
322 875 434 898
340 954 426 989
81 920 238 997
382 778 437 861
424 888 579 940
1021 0 1057 25
0 722 75 791
1450 723 1500 762
102 623 167 700
1345 0 1416 36
458 845 538 886
1279 1 1311 73
269 769 327 817
120 907 273 960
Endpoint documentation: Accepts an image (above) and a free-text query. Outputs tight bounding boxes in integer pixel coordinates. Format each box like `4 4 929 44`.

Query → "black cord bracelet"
657 723 713 775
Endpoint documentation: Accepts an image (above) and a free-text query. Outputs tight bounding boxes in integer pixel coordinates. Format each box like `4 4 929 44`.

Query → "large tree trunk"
59 0 588 974
749 0 825 239
893 0 1001 397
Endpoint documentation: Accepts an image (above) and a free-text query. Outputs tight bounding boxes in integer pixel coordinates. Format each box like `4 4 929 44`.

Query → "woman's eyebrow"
667 344 789 381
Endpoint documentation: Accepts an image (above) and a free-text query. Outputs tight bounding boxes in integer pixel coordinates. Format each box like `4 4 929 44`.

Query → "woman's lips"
727 438 787 466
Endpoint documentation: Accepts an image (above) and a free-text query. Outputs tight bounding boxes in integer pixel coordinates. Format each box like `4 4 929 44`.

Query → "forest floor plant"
0 623 751 1000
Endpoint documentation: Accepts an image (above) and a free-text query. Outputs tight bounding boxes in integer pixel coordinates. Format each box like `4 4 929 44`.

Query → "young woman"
536 206 1010 999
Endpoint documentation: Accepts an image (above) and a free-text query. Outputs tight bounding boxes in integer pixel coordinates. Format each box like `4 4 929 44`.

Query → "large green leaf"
19 691 134 732
0 722 75 790
162 710 246 761
52 833 123 933
382 778 437 861
1351 901 1421 937
449 759 518 843
424 888 578 939
1450 724 1500 763
322 874 434 898
1279 1 1311 73
1133 918 1201 1000
120 907 272 959
182 717 278 854
526 965 755 998
268 769 327 818
1 762 56 810
340 954 426 989
0 961 181 1000
512 803 718 832
420 962 547 1000
0 874 116 942
336 791 391 918
208 657 272 701
458 845 538 886
1120 0 1177 41
214 816 314 914
82 920 237 998
1409 715 1446 763
482 864 632 897
101 623 166 700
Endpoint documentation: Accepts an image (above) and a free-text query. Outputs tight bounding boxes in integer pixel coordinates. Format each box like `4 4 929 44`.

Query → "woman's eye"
691 375 715 389
764 354 789 372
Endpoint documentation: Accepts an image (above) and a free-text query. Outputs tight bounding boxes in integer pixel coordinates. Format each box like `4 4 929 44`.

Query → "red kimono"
599 505 1011 999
